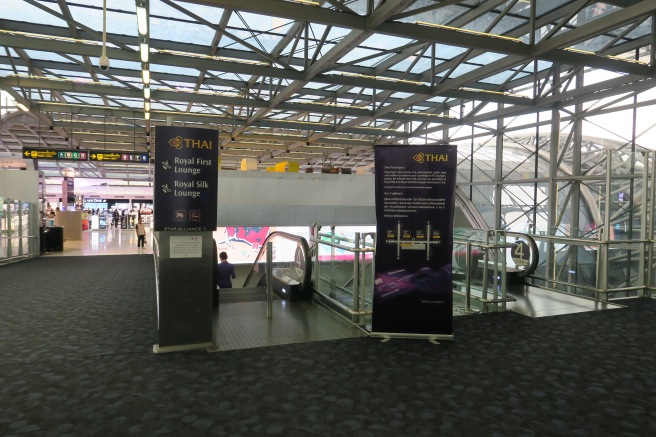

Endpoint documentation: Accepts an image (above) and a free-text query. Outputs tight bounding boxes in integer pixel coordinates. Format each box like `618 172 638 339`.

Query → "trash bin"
45 226 64 252
39 226 46 253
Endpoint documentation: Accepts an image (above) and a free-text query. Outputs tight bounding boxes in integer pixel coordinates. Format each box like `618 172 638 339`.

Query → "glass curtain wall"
443 58 656 301
0 197 40 264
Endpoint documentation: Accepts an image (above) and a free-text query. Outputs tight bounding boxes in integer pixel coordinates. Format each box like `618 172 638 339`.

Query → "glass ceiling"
0 0 654 180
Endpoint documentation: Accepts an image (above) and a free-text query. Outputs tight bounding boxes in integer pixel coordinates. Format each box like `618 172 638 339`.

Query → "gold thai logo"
168 135 213 150
414 152 449 163
169 136 183 149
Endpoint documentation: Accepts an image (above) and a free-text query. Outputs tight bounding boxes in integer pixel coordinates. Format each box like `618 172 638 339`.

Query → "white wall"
217 171 375 226
0 169 39 203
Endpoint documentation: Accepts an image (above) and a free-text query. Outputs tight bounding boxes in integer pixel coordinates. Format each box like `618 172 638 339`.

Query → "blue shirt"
217 260 236 288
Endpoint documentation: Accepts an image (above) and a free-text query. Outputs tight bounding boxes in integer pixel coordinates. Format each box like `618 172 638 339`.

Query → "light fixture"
143 87 150 99
140 42 149 63
144 101 150 112
136 2 148 35
142 69 150 85
144 112 150 120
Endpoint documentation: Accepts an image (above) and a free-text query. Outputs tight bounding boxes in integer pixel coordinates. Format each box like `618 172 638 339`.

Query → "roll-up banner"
154 126 219 232
371 145 457 339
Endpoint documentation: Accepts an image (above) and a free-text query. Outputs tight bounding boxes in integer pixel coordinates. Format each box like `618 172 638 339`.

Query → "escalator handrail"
242 231 312 290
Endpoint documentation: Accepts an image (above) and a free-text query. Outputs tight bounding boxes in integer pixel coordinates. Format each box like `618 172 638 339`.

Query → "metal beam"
533 2 656 55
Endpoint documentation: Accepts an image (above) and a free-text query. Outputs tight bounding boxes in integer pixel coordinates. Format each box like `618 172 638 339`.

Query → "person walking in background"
135 217 146 249
112 209 119 227
216 251 236 289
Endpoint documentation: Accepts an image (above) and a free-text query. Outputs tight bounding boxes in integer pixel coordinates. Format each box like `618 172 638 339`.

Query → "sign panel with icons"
89 151 149 163
23 148 88 161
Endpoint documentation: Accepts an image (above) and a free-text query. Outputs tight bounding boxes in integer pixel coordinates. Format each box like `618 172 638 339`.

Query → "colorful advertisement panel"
154 126 218 231
372 145 457 337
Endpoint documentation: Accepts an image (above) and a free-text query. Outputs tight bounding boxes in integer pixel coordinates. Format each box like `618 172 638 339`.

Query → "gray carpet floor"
1 255 655 436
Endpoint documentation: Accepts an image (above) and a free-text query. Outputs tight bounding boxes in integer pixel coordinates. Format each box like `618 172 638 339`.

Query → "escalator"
218 231 312 304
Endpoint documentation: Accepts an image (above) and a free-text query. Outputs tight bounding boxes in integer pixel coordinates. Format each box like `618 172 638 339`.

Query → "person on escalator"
216 251 236 289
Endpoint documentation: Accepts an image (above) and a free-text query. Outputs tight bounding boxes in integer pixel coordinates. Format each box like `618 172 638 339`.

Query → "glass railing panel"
313 226 375 324
606 243 643 299
0 198 39 264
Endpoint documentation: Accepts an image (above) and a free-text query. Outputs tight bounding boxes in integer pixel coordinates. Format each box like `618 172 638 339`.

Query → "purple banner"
372 145 457 337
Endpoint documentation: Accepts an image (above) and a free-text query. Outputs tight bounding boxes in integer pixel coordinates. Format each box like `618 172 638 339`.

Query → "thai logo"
167 135 213 149
414 152 449 163
169 136 183 149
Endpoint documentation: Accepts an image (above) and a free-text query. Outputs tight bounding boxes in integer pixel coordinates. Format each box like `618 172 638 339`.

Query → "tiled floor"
507 285 623 317
42 227 153 257
46 228 365 351
55 229 621 349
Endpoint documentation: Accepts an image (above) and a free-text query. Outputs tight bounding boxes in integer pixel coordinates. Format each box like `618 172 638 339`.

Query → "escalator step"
218 287 269 304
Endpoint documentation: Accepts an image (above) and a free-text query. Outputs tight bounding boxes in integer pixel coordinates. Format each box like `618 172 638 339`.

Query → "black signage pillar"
371 145 457 340
153 126 219 353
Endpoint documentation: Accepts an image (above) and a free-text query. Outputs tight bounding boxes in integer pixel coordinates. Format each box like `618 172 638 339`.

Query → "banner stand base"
370 332 453 343
153 342 214 354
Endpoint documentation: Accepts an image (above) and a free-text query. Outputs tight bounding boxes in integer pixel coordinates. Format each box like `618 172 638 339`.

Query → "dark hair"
219 251 228 261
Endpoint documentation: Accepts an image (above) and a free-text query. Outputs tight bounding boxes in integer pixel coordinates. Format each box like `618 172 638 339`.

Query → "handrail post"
266 241 273 318
465 241 472 313
353 232 360 323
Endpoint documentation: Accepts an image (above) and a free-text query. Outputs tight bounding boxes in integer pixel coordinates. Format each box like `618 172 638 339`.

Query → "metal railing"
452 229 539 313
529 233 647 301
311 226 375 326
311 226 541 322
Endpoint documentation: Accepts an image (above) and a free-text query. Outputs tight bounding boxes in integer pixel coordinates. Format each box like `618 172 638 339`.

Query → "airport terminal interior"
2 0 656 435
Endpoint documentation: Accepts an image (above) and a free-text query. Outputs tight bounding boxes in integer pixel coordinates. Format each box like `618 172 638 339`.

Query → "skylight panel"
149 64 199 76
151 18 214 46
227 11 293 33
447 63 479 78
489 15 527 37
479 70 526 85
387 55 435 75
303 82 327 90
150 0 212 19
535 0 574 16
620 19 652 41
397 4 469 25
0 0 67 27
468 52 507 65
387 92 414 99
362 34 414 51
69 3 137 38
339 47 383 64
435 44 468 59
569 35 616 53
100 59 142 71
23 50 73 63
